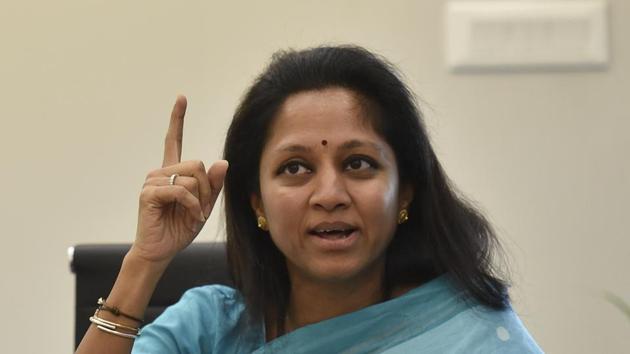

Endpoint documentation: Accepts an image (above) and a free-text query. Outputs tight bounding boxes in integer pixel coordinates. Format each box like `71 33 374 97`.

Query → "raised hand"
130 95 228 265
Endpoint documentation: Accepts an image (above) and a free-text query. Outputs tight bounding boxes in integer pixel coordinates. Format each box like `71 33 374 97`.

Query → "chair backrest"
69 242 232 349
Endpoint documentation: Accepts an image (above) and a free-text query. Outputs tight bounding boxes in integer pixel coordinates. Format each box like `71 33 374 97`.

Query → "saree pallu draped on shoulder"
253 275 542 353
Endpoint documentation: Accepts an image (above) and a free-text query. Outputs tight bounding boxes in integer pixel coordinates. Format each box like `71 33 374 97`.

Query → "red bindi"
321 140 328 146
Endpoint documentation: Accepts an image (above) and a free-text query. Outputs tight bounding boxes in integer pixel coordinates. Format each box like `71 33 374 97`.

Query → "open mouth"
308 222 358 240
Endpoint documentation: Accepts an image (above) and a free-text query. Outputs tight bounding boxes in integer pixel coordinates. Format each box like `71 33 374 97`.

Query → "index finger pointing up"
163 95 187 167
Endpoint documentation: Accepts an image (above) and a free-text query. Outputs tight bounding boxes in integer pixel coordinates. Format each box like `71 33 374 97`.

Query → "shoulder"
462 305 543 353
395 276 542 353
155 284 246 327
132 285 260 354
155 284 245 323
177 284 243 309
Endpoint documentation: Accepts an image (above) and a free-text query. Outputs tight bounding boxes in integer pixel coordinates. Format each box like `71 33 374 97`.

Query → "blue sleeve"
131 285 261 354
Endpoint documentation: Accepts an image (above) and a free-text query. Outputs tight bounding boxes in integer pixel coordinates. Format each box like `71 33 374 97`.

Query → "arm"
75 96 228 354
75 251 168 354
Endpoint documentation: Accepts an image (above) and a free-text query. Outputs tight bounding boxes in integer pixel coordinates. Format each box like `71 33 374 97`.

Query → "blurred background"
1 0 628 353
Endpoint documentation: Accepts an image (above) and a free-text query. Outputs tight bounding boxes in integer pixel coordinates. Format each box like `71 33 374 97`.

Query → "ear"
399 183 414 209
250 193 265 217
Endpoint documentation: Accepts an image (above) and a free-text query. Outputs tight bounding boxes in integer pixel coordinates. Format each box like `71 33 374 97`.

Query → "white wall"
1 1 628 353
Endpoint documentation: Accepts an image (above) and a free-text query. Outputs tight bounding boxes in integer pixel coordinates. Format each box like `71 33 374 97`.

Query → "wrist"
100 249 171 322
124 246 173 274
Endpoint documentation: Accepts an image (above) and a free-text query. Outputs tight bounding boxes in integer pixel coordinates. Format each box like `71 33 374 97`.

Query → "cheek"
350 181 399 247
352 179 399 221
261 186 308 239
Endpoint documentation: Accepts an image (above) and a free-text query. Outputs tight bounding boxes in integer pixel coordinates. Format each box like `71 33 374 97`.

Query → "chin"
306 258 381 284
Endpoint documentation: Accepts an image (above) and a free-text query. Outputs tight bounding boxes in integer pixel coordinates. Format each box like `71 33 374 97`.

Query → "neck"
284 261 385 332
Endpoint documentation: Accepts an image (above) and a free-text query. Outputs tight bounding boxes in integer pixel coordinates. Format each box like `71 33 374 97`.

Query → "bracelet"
97 297 144 324
93 324 138 339
93 309 140 333
90 313 139 339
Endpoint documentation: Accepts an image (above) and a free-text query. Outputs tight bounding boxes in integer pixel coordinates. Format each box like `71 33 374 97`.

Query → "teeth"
318 229 344 233
313 229 354 239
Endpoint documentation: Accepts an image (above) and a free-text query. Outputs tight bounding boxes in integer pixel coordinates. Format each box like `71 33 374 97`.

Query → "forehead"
266 87 380 146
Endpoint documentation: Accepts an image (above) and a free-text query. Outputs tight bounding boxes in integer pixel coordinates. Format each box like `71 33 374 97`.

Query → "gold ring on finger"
169 173 179 186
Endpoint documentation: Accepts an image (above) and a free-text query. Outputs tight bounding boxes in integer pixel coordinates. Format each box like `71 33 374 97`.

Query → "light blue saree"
133 275 542 353
255 275 542 353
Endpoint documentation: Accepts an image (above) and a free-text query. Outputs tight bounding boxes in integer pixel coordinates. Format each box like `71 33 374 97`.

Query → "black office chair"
69 242 232 349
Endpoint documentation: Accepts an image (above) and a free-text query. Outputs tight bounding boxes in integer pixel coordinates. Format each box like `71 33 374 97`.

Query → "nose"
309 164 351 211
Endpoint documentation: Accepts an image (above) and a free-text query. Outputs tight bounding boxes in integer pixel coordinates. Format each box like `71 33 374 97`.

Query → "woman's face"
252 87 411 285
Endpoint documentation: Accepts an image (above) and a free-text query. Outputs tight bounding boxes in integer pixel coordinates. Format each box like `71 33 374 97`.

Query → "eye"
279 161 312 176
344 156 377 171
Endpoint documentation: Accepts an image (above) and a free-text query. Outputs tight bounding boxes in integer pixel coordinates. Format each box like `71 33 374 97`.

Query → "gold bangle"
90 316 139 339
94 324 138 339
91 310 139 334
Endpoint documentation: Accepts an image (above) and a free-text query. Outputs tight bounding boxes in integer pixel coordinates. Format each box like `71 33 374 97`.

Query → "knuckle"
146 169 161 178
182 180 199 197
174 185 188 197
179 178 196 194
188 176 199 189
139 187 154 202
143 177 157 187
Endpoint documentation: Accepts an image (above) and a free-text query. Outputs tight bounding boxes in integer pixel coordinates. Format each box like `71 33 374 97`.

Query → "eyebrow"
339 139 384 152
277 144 312 153
276 139 383 153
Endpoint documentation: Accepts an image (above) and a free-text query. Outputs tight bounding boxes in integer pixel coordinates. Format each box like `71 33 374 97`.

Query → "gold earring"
257 216 268 231
397 209 409 225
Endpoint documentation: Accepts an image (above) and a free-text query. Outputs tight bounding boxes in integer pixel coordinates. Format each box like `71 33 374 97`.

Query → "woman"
76 46 542 353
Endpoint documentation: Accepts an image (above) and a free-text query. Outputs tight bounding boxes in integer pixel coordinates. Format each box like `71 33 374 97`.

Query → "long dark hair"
223 45 509 332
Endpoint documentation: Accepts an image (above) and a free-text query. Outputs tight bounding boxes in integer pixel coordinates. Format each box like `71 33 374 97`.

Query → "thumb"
204 160 229 217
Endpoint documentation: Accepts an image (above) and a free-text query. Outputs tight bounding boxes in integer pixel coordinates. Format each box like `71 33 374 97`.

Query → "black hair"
223 45 509 334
